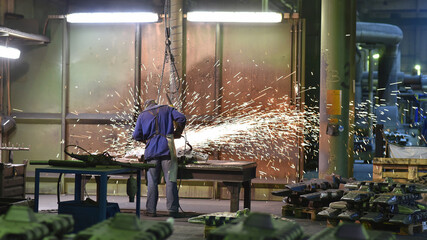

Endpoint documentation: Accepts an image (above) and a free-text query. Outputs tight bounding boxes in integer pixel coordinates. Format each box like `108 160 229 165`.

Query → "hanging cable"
156 0 182 106
157 0 170 103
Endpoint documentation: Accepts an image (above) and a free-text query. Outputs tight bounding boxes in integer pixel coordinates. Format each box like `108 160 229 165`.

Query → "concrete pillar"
319 0 356 178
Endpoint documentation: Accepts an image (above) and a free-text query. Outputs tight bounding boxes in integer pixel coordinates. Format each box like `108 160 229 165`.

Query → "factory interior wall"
6 3 304 198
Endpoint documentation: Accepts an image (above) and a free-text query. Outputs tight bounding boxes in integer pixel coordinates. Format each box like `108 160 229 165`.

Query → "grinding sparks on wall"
97 68 323 183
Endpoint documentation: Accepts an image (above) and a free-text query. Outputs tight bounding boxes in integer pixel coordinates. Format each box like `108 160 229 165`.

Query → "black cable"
64 144 92 158
157 0 171 103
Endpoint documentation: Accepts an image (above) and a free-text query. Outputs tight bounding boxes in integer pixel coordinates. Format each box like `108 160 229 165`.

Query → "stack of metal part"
0 205 73 240
207 212 305 240
191 209 396 240
271 176 348 208
72 212 173 240
318 181 427 225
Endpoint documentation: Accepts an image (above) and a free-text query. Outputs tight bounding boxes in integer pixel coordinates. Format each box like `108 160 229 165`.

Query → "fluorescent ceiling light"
0 46 21 59
66 12 159 23
187 11 282 23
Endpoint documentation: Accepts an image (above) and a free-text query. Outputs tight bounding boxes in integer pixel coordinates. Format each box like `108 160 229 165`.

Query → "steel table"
34 166 141 219
178 160 257 212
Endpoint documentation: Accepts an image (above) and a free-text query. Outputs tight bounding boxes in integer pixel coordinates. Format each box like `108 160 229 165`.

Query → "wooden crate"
373 158 427 183
0 162 27 198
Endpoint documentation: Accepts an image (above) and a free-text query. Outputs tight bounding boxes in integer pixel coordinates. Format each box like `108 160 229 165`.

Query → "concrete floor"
31 194 427 240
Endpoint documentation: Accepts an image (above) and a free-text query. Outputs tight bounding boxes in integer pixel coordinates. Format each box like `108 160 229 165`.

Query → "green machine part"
308 223 395 240
0 205 74 240
188 208 250 226
72 212 173 240
320 181 427 225
207 212 305 240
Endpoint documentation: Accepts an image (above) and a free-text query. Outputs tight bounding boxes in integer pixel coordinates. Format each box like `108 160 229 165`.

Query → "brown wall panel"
220 23 298 181
67 123 134 156
140 23 170 105
222 23 293 108
185 22 216 116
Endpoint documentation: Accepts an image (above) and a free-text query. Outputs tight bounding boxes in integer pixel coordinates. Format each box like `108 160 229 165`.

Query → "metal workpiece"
319 0 356 179
73 213 173 240
0 205 73 240
207 212 305 240
319 181 427 225
272 175 349 208
188 208 250 227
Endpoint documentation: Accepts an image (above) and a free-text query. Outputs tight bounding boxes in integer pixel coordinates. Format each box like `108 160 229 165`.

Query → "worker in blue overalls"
133 99 186 217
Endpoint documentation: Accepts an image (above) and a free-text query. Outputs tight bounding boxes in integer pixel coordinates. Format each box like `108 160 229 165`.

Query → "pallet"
373 157 427 183
282 204 323 221
361 220 427 235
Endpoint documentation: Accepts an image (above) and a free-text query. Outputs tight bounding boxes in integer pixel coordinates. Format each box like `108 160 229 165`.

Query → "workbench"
178 160 257 212
33 166 141 219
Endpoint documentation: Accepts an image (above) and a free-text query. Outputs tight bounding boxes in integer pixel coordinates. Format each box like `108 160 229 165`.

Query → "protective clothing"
133 101 186 214
132 103 186 163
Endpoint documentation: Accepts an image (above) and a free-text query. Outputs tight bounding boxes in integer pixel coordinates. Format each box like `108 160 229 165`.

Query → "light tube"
0 46 21 59
187 11 282 23
66 12 159 23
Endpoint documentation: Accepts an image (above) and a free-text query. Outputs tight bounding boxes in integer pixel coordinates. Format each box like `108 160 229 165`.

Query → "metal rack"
0 26 50 45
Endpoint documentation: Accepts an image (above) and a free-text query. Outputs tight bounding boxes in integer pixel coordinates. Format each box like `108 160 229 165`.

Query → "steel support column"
134 24 142 109
61 19 69 161
319 0 356 178
169 0 185 110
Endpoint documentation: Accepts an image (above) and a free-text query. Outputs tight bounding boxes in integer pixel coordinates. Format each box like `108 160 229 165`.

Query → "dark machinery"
318 181 427 225
72 212 173 240
271 175 349 208
0 205 73 240
308 223 395 240
207 212 305 240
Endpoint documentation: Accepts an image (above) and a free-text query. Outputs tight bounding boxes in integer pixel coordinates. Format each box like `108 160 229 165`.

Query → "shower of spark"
101 76 321 182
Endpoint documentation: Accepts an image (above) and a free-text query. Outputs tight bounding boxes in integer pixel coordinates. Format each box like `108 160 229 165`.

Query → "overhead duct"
356 22 403 46
355 22 403 107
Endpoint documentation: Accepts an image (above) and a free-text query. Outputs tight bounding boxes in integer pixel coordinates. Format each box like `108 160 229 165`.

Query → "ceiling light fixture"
187 11 282 23
0 45 21 59
66 12 159 23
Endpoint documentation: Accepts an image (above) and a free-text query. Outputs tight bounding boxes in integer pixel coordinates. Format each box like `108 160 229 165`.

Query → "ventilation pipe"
355 22 403 107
